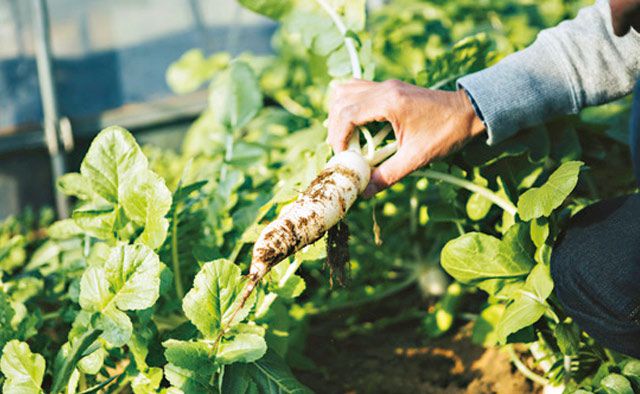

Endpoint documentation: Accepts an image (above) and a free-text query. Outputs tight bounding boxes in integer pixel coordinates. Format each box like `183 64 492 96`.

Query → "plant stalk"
171 205 184 299
506 345 550 387
413 169 518 216
313 0 362 152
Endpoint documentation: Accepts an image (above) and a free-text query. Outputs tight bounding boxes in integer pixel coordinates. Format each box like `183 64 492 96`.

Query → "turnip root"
225 152 370 320
216 0 400 340
250 150 370 280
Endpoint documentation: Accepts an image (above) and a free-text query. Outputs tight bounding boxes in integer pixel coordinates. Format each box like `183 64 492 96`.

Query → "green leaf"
221 364 251 394
247 350 312 393
217 333 267 364
163 340 215 393
80 244 161 312
132 367 163 394
268 261 306 299
57 173 95 201
496 264 553 343
238 0 294 20
0 340 45 394
163 339 214 373
0 291 16 351
79 245 161 345
601 373 634 394
622 360 640 385
166 49 230 94
466 192 492 221
72 207 117 241
210 61 263 130
500 223 536 268
517 161 583 221
80 126 148 204
529 218 549 248
327 45 352 77
555 322 580 355
441 225 533 283
97 307 132 347
330 0 366 30
121 170 172 249
471 304 505 347
47 219 84 240
182 260 256 339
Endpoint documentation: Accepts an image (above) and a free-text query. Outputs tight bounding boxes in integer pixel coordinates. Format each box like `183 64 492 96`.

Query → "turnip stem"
506 345 550 386
361 126 375 161
313 0 363 152
412 170 518 216
370 141 398 166
367 124 392 151
313 0 361 79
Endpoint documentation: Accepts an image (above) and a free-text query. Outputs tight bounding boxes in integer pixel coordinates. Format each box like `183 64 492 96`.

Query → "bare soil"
296 307 539 394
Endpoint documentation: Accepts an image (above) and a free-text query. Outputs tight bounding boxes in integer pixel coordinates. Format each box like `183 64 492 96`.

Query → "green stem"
77 373 121 394
506 344 550 387
313 0 362 151
221 132 234 181
171 205 184 299
51 328 102 393
413 169 518 216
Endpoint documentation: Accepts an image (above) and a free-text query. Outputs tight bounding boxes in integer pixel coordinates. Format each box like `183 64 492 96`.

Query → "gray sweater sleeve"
457 0 640 145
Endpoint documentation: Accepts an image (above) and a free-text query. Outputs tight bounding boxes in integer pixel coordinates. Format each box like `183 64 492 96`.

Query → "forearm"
458 0 640 145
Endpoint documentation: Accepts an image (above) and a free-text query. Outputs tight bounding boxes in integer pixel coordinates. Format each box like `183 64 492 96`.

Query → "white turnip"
217 0 399 339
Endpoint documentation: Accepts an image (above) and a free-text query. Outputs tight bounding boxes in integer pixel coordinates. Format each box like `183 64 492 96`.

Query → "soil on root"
296 317 539 394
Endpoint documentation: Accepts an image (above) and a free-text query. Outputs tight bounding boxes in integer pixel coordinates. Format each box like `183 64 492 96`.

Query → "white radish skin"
249 150 370 279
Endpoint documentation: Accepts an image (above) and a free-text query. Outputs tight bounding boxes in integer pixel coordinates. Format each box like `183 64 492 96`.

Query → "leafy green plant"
0 0 637 393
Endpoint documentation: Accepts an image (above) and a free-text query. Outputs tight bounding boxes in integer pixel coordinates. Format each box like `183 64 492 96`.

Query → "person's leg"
631 82 640 184
550 194 640 358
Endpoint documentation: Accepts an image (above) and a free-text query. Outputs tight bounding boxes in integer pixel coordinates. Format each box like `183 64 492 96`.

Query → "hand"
610 0 640 37
327 79 486 197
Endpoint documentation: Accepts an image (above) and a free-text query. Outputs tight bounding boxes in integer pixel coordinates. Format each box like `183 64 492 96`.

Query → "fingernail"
363 184 378 198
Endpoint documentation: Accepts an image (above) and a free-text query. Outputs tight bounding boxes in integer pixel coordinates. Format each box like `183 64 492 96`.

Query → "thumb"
363 152 410 198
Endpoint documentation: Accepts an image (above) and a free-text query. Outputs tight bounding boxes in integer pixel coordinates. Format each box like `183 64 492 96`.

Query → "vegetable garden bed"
1 0 639 393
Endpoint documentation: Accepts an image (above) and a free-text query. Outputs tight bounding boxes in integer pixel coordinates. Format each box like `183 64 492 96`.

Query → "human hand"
327 79 486 197
610 0 640 36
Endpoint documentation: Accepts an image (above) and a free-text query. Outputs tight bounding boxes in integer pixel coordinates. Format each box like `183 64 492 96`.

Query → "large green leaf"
72 207 117 242
217 333 267 364
601 374 634 394
163 339 215 394
80 126 148 204
121 170 172 249
182 260 256 339
517 161 583 221
209 61 263 130
441 224 534 283
247 350 312 393
496 264 553 343
0 340 45 394
57 173 96 201
79 244 161 345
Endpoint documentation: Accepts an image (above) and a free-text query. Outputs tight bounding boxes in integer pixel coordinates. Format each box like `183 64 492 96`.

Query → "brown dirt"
296 315 539 394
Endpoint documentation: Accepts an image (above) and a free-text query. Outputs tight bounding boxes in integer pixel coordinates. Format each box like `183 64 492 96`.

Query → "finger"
329 98 389 152
363 152 410 198
329 80 376 108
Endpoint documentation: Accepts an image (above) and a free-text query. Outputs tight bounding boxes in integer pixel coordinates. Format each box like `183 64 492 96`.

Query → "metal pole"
32 0 70 218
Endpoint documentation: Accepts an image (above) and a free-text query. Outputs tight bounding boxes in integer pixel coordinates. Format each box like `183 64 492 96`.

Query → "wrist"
456 89 486 138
